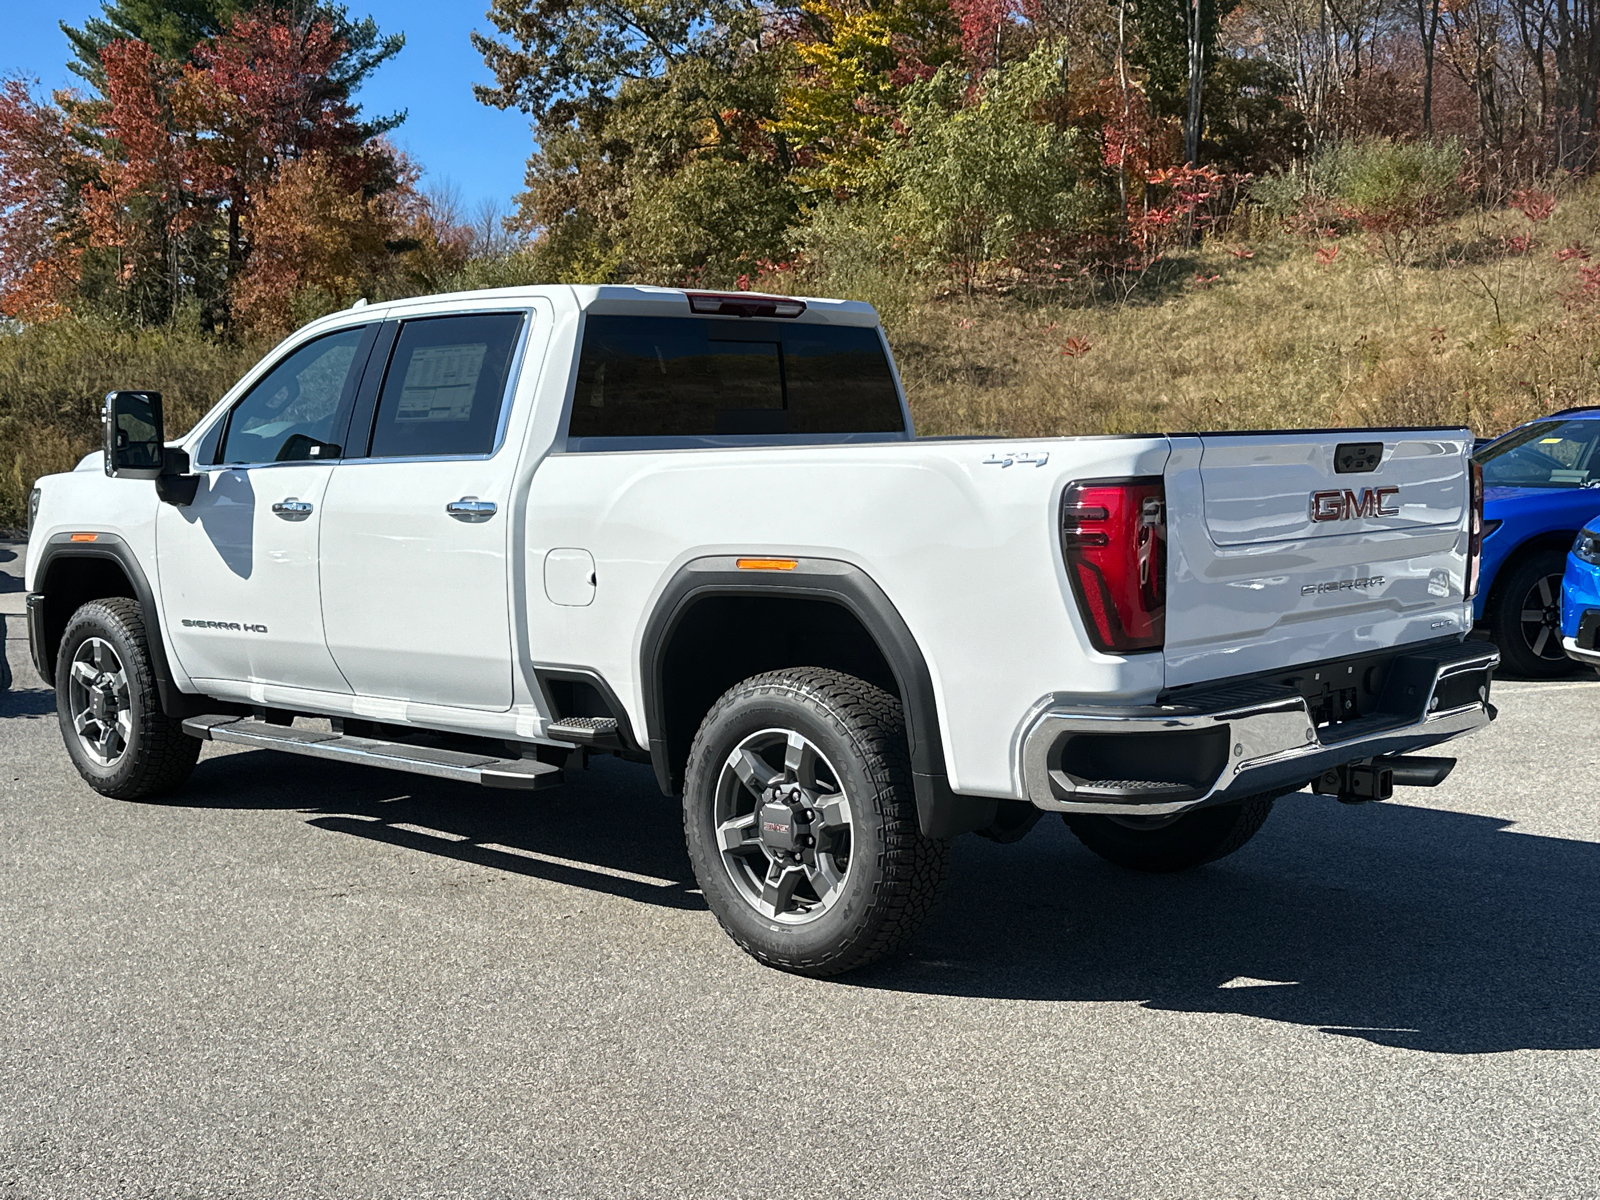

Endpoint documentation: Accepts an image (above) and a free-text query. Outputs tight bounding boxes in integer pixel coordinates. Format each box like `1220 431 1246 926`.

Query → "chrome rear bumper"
1022 641 1499 816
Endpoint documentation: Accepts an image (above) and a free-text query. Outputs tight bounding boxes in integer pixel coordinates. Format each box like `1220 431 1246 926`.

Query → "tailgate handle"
1334 442 1384 474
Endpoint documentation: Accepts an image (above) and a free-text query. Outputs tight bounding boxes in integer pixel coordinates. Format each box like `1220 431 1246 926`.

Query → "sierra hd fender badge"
1310 487 1400 522
181 619 269 633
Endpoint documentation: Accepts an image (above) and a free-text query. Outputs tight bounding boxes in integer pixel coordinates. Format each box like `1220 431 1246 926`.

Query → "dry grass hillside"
6 182 1600 529
895 180 1600 439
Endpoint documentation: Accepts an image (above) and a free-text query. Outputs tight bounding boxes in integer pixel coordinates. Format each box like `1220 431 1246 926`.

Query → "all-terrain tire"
1063 793 1279 873
1490 548 1578 678
682 668 951 976
56 598 200 800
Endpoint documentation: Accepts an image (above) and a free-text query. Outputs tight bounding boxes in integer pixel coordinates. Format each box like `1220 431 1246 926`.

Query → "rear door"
1163 431 1473 686
318 311 532 710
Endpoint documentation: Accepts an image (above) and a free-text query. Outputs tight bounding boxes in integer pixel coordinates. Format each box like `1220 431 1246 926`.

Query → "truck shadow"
854 795 1600 1055
167 748 1599 1054
180 746 707 912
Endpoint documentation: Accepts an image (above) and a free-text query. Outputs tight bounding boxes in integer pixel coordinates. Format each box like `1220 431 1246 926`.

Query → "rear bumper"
1022 640 1498 816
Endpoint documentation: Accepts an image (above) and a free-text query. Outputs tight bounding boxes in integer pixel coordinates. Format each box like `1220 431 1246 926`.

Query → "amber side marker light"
69 532 99 542
737 558 798 571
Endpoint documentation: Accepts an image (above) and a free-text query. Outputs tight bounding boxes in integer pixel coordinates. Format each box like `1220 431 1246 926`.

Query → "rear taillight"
1060 478 1166 654
1466 459 1485 598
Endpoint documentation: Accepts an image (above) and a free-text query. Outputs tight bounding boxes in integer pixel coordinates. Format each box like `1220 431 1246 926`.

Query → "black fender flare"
639 555 996 838
30 532 187 713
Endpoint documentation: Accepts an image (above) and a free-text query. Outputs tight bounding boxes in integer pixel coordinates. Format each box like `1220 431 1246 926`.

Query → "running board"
182 715 565 790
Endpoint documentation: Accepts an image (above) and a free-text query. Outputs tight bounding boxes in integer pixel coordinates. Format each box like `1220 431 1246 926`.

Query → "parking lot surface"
3 540 1598 1199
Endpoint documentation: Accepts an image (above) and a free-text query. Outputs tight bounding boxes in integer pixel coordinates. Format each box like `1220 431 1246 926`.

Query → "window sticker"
397 343 487 422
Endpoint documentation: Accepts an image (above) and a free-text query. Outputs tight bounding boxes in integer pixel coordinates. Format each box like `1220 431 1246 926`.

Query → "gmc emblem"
1310 487 1400 522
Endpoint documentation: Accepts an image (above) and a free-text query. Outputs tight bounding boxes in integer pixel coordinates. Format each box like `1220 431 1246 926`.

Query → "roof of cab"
307 283 881 330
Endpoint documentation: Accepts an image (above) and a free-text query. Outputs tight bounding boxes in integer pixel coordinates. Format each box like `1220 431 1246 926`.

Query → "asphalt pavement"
2 539 1597 1199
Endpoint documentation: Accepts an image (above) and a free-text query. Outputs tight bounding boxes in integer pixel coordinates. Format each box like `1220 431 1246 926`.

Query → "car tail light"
687 292 807 318
1466 459 1485 598
1060 478 1166 654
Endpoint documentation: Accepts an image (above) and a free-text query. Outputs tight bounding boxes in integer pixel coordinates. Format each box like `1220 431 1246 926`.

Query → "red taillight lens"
1061 478 1166 653
1466 458 1485 598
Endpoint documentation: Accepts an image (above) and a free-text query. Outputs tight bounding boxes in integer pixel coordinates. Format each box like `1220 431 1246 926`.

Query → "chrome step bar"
183 715 564 790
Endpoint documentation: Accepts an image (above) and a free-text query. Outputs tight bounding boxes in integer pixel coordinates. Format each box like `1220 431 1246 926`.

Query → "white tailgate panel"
1164 433 1476 687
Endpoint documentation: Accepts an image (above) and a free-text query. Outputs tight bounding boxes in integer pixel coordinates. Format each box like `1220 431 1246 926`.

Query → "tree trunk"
1185 0 1204 165
1418 0 1441 134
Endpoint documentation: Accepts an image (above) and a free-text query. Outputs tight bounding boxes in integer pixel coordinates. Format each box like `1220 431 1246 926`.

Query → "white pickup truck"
24 285 1498 975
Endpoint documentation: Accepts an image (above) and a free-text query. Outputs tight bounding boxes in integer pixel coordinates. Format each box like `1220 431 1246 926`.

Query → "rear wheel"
55 598 200 800
1491 550 1577 678
1063 794 1278 873
681 668 951 976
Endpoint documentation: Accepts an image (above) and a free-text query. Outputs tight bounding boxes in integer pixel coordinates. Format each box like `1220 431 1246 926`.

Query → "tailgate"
1163 431 1475 687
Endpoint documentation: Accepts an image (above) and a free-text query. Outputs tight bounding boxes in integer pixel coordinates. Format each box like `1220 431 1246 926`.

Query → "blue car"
1562 525 1600 674
1473 408 1600 676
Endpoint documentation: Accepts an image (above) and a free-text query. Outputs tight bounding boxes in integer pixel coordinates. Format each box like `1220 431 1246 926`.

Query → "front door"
158 323 375 693
319 311 530 710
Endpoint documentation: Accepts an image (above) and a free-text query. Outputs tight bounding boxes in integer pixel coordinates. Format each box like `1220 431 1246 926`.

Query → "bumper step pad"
182 716 564 790
545 716 625 750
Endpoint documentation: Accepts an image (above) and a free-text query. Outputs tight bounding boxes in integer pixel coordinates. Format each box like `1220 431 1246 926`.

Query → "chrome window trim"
210 322 377 470
358 308 533 465
196 309 534 471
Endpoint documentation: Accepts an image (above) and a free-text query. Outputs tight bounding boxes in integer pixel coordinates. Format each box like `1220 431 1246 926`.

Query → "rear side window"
219 325 369 465
368 313 525 459
568 316 904 442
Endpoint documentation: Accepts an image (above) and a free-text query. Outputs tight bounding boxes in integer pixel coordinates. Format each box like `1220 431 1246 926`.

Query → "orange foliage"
0 79 88 318
230 151 396 339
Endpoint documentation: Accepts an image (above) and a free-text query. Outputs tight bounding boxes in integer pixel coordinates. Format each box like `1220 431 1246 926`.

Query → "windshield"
1475 418 1600 488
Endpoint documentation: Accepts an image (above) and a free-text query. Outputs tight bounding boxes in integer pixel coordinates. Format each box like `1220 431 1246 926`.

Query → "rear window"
567 316 905 444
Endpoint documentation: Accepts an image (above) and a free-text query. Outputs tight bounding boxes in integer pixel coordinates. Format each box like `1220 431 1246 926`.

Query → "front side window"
367 313 525 458
219 326 369 465
568 316 906 442
1476 419 1600 488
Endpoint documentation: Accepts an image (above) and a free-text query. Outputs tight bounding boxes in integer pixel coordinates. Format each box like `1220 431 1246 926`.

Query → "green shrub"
790 201 919 335
884 42 1093 292
0 318 261 530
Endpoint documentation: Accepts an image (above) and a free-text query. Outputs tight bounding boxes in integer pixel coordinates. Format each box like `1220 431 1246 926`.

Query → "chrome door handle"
446 497 497 523
271 498 313 519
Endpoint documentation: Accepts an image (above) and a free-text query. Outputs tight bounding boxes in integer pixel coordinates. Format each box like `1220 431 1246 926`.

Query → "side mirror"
103 390 166 480
103 389 199 506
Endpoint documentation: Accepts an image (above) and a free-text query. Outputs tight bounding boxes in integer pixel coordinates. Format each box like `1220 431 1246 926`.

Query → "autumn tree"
0 80 93 318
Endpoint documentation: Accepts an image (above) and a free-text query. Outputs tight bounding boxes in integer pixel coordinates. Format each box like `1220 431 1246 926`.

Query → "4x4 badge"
982 450 1050 468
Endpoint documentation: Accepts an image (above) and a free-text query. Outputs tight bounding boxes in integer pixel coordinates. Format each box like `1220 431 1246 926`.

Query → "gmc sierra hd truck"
24 285 1498 975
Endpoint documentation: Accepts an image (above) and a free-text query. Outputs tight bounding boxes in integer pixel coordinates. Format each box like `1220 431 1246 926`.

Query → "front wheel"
681 668 951 976
56 598 200 800
1063 794 1279 873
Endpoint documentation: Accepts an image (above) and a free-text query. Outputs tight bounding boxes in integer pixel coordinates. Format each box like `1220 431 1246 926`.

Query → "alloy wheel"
1517 572 1569 662
713 728 855 924
67 636 132 766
